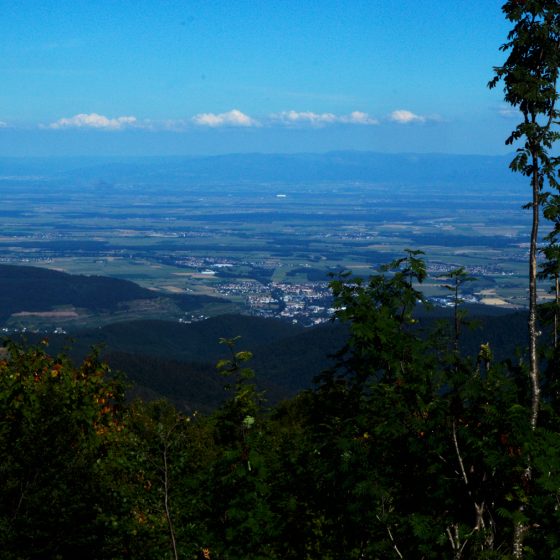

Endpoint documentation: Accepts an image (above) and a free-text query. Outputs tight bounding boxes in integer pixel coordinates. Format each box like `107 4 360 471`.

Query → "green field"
0 173 540 319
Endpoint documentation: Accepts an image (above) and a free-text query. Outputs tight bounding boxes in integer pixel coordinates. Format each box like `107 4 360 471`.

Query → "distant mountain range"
0 151 526 189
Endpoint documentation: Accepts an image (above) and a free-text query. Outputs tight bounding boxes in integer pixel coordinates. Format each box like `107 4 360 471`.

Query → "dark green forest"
0 264 223 322
3 2 560 558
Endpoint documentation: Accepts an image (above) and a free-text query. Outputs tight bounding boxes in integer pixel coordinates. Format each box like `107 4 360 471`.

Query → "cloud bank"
47 113 137 130
389 109 427 124
271 110 378 126
40 108 443 132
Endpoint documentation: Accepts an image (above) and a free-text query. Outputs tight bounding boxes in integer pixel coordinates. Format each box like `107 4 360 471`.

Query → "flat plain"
0 153 542 328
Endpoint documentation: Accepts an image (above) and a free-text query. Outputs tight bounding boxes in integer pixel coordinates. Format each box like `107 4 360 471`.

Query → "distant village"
0 252 520 333
216 280 333 326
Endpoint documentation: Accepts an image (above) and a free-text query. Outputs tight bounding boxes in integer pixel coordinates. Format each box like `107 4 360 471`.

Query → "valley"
0 152 539 331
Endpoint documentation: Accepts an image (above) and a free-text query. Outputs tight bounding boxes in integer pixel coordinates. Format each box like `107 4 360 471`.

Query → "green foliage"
489 1 560 164
440 266 477 352
326 249 428 390
214 337 262 444
538 244 560 351
203 338 280 560
309 252 560 558
0 341 125 559
99 399 217 560
490 3 560 554
4 253 560 559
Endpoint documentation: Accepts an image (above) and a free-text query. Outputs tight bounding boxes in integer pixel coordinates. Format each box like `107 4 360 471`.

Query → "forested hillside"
0 264 224 324
7 305 524 412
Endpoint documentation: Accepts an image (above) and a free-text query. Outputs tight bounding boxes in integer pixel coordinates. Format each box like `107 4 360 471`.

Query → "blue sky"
0 0 517 156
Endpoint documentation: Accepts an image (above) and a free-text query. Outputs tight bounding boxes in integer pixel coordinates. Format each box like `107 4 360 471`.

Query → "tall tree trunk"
528 150 541 431
513 150 542 560
163 442 179 560
555 273 559 349
454 281 460 353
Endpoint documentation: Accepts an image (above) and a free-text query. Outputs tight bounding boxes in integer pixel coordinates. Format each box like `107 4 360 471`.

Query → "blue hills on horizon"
0 151 526 190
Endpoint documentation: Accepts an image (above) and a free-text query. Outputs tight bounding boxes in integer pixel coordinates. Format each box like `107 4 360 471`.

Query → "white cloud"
273 110 338 125
47 113 137 130
389 109 427 124
339 111 379 125
192 109 259 128
497 105 519 119
271 110 378 126
0 121 8 128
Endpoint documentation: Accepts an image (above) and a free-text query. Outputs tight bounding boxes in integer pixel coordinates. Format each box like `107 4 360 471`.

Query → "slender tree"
489 0 560 433
440 267 476 353
489 2 560 557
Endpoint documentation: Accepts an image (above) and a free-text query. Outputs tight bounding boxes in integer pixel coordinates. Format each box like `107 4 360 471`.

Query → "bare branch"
452 419 469 487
